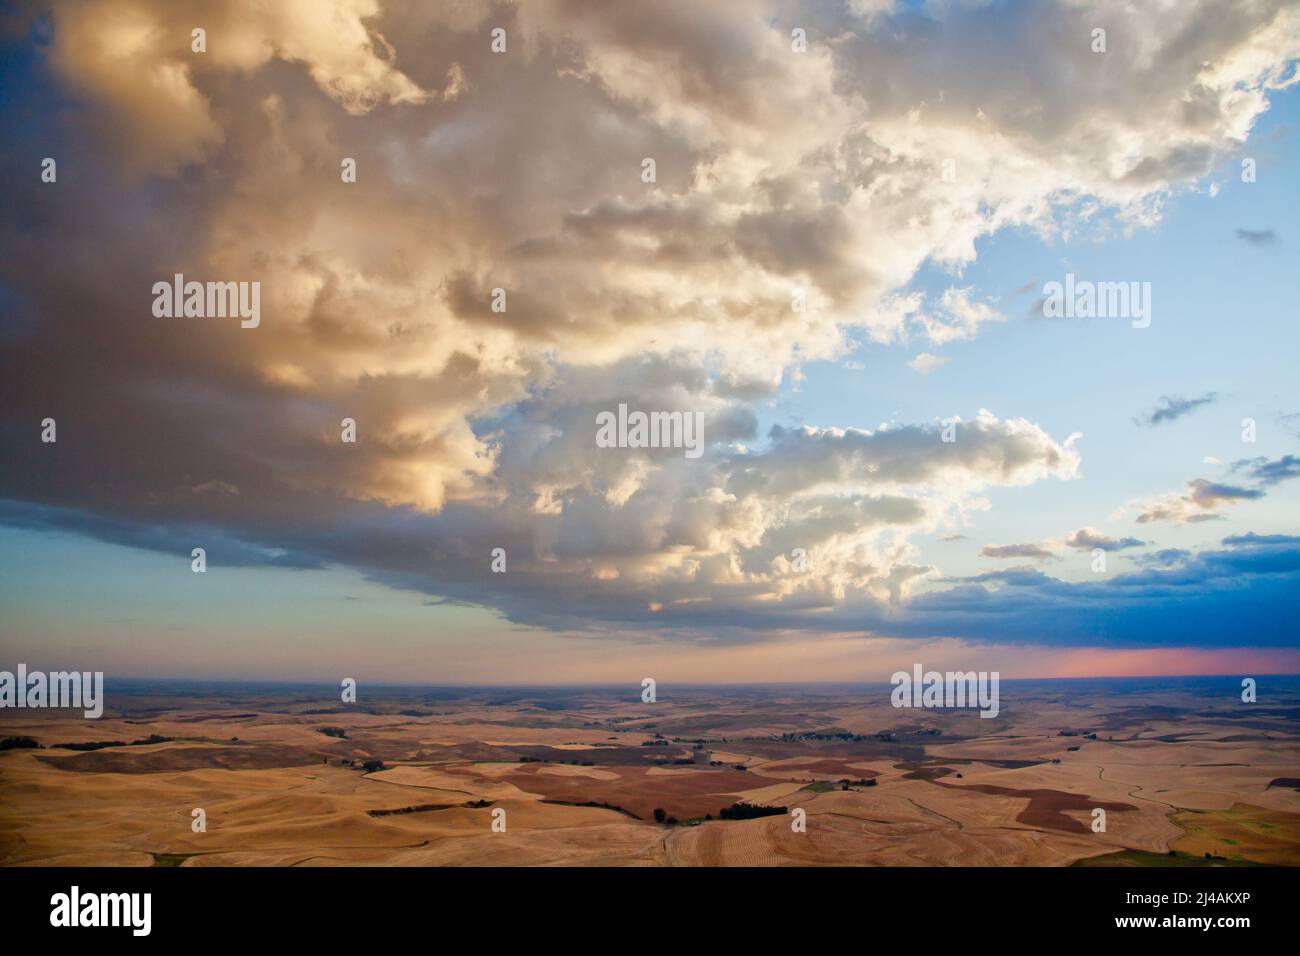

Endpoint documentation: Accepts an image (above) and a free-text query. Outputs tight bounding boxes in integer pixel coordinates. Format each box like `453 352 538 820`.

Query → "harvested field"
2 679 1297 866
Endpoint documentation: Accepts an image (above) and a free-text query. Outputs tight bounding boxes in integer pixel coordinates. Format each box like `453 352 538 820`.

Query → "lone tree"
653 808 667 824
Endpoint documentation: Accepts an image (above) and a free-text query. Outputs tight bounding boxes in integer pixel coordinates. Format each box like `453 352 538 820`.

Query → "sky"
1 0 1298 683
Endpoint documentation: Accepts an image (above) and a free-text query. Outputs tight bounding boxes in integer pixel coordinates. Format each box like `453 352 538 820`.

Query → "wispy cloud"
980 543 1058 561
907 352 949 375
1134 393 1218 427
1235 227 1279 247
1064 528 1145 552
1234 454 1300 486
1131 478 1264 525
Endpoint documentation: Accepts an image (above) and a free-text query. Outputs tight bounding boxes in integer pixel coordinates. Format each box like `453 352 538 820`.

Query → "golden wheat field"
2 679 1297 867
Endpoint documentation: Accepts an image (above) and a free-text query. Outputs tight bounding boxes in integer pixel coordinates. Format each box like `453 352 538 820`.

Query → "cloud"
1233 454 1300 485
912 288 1006 346
1235 227 1279 246
1134 392 1219 427
1187 479 1267 507
907 352 949 375
1222 532 1300 547
45 0 434 176
0 405 1081 635
1064 528 1145 552
980 543 1058 561
1131 478 1265 524
1129 548 1192 568
902 533 1300 648
1 0 1298 650
1128 452 1294 526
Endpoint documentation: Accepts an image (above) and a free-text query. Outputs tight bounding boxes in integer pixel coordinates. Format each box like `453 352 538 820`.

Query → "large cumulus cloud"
2 0 1298 645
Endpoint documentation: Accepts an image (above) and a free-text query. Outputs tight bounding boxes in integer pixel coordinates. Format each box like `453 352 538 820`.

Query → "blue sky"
774 87 1300 584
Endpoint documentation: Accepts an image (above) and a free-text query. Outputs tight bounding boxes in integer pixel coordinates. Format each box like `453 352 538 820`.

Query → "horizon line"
41 671 1300 689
